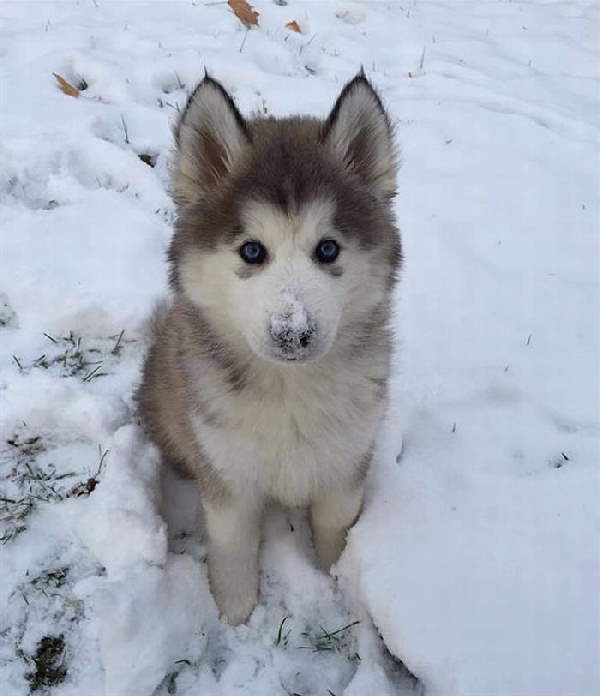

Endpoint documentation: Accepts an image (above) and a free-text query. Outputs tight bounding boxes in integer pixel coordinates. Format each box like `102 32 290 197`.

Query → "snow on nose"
273 294 308 331
269 294 315 354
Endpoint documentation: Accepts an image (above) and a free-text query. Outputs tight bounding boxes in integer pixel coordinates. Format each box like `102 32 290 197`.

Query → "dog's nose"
270 294 317 357
270 323 315 354
298 329 312 349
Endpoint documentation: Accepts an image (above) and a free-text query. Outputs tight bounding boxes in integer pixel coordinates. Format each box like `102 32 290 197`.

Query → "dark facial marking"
354 442 375 484
235 262 266 279
320 264 343 278
194 396 223 428
368 376 388 401
180 299 248 391
339 300 391 359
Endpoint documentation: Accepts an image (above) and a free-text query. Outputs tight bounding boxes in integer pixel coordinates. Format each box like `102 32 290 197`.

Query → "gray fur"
138 73 401 624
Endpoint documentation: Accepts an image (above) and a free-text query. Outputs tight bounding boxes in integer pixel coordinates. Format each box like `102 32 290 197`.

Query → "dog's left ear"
322 73 397 199
171 75 251 204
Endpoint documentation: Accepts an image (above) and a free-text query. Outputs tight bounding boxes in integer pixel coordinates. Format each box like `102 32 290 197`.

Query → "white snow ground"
1 1 598 695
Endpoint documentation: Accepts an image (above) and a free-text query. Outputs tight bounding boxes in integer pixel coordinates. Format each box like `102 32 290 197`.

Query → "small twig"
94 445 109 478
12 355 23 371
33 354 48 368
43 332 57 344
111 329 125 355
275 616 290 646
322 620 360 638
82 364 104 382
239 28 249 53
63 330 76 346
120 114 130 144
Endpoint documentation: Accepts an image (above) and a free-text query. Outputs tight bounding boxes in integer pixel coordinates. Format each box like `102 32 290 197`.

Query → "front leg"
203 496 262 625
311 483 364 571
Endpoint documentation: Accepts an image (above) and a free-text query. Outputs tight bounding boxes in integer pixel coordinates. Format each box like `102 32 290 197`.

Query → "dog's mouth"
261 336 331 365
265 346 323 365
244 333 333 366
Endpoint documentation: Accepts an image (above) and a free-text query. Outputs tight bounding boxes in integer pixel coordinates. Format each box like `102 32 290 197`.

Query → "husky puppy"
138 71 401 624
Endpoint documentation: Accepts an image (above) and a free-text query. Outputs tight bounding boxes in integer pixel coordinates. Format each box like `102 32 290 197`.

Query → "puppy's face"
170 75 400 365
179 197 383 364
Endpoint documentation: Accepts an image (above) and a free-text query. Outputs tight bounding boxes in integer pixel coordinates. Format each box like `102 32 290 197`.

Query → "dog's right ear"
321 72 397 199
172 76 250 204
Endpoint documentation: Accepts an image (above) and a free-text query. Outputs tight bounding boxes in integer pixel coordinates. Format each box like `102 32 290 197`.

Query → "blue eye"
239 241 267 264
315 239 340 264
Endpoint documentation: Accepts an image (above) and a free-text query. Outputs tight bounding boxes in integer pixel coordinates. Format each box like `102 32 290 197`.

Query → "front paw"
212 584 257 625
208 552 258 625
314 532 346 572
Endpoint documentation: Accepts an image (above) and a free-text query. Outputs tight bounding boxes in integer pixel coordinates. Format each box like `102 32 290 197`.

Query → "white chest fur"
192 359 383 506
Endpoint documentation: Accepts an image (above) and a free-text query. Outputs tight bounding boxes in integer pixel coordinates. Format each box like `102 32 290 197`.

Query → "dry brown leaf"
228 0 259 28
52 73 79 98
285 20 302 34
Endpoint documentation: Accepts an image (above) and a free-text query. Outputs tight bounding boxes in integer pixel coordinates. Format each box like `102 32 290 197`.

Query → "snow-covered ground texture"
1 1 598 695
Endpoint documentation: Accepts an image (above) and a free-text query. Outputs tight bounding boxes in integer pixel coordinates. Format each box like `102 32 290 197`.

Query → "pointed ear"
172 75 250 204
321 73 397 199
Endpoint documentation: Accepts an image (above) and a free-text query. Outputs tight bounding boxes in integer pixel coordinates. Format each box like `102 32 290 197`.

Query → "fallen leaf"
285 20 302 33
52 72 79 98
228 0 259 28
